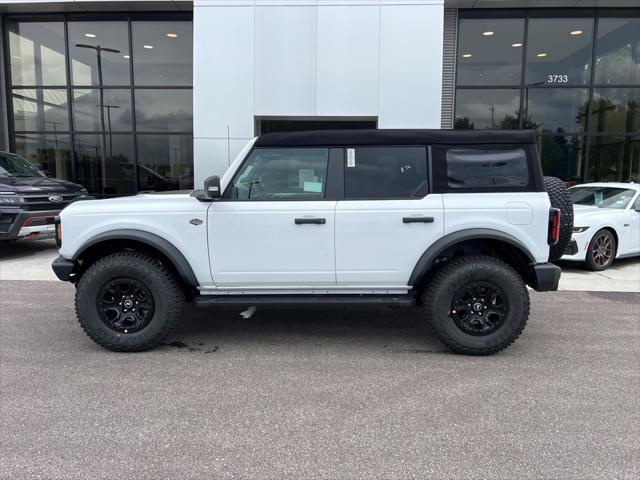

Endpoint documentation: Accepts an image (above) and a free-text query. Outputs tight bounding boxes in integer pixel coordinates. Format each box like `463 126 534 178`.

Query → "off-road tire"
585 228 616 272
544 176 574 261
75 250 185 352
421 255 530 355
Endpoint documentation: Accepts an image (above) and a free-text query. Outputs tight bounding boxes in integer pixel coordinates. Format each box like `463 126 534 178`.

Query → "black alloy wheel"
450 282 508 336
75 250 185 352
97 278 155 333
421 255 530 355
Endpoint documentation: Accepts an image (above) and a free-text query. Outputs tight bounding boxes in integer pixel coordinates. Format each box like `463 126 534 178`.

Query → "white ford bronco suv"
52 130 572 355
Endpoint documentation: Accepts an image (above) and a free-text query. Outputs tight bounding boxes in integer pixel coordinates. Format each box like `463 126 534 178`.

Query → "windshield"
0 152 45 178
570 186 636 210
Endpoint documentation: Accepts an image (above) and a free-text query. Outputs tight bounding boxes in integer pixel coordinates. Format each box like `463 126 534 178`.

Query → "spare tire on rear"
544 176 574 261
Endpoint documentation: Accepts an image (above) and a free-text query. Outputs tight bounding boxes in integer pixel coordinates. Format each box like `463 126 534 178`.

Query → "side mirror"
204 175 221 199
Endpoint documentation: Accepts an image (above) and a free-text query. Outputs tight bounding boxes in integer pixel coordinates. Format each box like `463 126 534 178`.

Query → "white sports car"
562 182 640 270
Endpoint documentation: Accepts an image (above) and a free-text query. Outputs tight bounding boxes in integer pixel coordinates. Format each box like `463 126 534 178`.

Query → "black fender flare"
73 229 199 287
408 228 536 286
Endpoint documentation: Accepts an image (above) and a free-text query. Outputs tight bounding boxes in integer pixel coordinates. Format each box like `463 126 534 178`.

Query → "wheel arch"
591 226 619 257
409 229 537 288
72 229 199 289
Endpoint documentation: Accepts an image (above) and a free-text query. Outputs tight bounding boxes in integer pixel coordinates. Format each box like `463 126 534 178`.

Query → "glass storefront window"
539 135 585 184
74 134 136 195
455 89 521 129
587 136 639 183
134 89 193 132
14 133 72 179
595 18 640 85
526 88 589 134
8 21 67 86
5 14 193 197
591 88 640 134
136 135 194 191
132 21 193 86
12 89 69 132
68 21 131 86
526 17 594 86
72 89 133 132
456 18 525 86
455 11 638 185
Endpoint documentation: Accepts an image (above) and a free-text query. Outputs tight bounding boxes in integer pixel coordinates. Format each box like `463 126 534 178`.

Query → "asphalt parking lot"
1 277 639 479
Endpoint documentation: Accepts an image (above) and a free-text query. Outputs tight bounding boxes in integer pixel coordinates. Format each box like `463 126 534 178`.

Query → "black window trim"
220 144 436 202
432 143 545 194
220 146 335 202
340 145 431 201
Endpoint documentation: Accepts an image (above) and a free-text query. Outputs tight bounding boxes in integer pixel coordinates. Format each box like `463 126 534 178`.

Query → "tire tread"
421 255 530 355
74 250 185 352
544 176 574 261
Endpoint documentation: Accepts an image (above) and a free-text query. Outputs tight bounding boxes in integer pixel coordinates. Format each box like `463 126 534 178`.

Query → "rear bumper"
52 255 75 282
0 208 60 241
532 262 561 292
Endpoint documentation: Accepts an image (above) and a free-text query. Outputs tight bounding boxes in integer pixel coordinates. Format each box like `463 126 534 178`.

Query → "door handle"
402 216 434 224
295 217 326 225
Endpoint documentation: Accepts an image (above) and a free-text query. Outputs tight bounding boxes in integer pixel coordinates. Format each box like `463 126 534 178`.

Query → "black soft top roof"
255 129 537 148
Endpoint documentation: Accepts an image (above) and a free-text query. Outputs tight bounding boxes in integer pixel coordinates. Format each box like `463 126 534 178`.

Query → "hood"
573 204 626 222
0 175 85 195
61 190 203 219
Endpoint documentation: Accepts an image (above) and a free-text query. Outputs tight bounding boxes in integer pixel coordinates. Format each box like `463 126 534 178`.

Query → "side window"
344 146 428 199
634 196 640 211
446 148 529 189
227 148 328 200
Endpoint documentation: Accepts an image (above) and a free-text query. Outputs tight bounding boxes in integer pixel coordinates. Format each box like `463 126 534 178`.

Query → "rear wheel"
75 250 185 352
421 256 529 355
544 176 574 261
585 229 616 271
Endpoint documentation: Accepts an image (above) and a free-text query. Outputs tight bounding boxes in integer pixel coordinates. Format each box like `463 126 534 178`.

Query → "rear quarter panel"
443 192 550 264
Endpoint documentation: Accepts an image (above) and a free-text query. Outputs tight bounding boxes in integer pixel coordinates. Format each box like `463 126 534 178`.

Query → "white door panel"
620 209 640 256
335 196 444 286
209 201 336 287
631 210 640 254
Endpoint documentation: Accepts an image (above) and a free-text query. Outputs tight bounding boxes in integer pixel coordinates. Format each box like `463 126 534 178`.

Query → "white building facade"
1 1 638 195
192 0 445 185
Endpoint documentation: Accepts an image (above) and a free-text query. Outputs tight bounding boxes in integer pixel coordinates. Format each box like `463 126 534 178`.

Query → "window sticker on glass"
594 191 604 204
303 181 322 193
347 148 356 168
299 168 316 187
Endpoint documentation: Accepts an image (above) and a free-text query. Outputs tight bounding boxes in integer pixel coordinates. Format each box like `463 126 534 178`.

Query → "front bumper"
531 262 561 292
0 208 60 241
561 230 592 262
52 255 75 282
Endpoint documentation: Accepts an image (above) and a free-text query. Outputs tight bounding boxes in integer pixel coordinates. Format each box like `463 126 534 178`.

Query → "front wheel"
421 256 530 355
585 229 616 271
75 251 185 352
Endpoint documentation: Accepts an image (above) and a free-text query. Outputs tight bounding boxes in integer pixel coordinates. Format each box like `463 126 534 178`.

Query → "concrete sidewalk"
1 238 639 292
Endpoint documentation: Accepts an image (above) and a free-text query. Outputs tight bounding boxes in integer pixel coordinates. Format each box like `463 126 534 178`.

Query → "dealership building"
0 0 638 196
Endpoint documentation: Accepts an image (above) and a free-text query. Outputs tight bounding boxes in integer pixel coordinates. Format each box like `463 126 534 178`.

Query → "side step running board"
193 294 416 307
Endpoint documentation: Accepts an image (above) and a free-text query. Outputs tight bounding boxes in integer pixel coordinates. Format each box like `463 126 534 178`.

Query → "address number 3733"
547 74 569 83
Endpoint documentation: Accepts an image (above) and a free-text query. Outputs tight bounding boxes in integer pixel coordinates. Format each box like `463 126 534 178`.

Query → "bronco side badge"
189 218 203 226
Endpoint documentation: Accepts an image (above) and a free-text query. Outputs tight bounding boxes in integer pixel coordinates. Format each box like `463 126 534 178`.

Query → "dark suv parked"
0 151 87 242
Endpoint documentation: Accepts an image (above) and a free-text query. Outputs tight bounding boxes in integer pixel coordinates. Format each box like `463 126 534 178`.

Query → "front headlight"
0 195 24 205
573 226 589 233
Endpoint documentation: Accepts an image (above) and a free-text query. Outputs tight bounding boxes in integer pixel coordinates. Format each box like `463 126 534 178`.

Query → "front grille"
21 193 82 212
